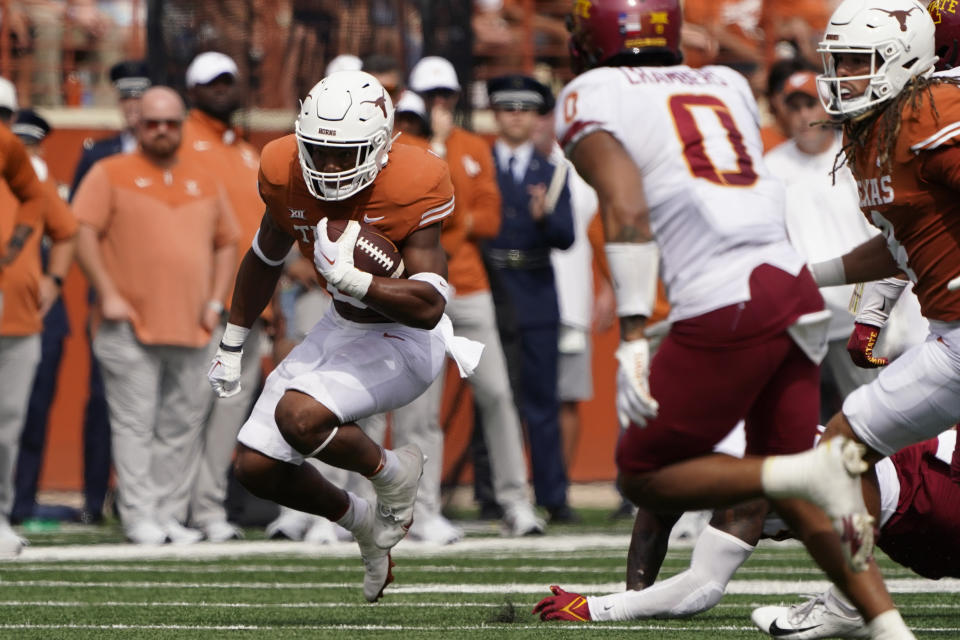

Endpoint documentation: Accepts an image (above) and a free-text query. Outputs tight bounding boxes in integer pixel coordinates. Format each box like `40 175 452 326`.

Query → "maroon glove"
532 585 592 621
846 322 888 368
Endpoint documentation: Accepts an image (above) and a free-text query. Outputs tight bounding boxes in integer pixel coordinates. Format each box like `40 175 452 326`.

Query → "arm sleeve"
587 214 611 283
463 141 502 239
555 72 618 155
3 131 46 226
213 185 241 249
70 163 113 232
414 164 456 230
540 178 575 250
918 145 960 191
42 180 77 241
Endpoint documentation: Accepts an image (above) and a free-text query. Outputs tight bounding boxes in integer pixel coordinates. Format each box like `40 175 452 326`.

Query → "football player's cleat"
751 587 870 639
352 498 395 602
532 585 592 622
371 444 424 550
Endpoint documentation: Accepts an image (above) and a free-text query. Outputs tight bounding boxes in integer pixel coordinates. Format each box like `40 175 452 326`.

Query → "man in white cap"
178 51 266 543
400 55 545 539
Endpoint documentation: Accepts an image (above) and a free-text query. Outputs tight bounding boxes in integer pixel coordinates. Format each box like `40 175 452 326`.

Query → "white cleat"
372 444 424 549
353 499 394 602
502 503 545 537
265 509 311 541
303 516 340 545
162 520 204 545
751 588 869 639
0 520 26 557
202 520 244 543
409 514 464 545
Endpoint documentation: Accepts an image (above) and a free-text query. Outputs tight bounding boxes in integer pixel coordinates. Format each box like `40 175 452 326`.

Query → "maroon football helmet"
567 0 683 74
930 0 960 70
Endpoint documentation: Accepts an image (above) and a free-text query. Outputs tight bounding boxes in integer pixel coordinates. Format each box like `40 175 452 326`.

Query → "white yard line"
1 577 958 595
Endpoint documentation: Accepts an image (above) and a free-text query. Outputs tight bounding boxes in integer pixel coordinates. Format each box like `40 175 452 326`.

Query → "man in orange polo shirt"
74 86 238 545
0 108 75 557
0 76 47 321
178 51 266 543
396 56 544 540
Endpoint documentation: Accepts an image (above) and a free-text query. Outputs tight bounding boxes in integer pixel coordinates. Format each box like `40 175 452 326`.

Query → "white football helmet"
295 71 395 201
816 0 937 119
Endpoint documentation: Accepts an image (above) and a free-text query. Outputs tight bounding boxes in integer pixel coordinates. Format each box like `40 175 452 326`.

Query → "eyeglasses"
494 105 538 113
142 119 183 130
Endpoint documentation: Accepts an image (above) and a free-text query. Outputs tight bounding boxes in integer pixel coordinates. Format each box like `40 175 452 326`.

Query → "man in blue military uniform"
9 110 73 524
484 75 576 523
70 61 150 193
68 60 150 524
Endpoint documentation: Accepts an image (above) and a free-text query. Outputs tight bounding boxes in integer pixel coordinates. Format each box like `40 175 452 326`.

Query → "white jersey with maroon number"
556 65 805 322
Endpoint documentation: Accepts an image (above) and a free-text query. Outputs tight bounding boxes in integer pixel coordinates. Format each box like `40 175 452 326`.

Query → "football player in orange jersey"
206 70 481 602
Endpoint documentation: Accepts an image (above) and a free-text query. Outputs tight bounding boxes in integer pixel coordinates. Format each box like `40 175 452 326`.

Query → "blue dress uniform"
484 76 576 512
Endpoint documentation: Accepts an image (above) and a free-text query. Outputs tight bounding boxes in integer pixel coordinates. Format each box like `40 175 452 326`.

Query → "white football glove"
313 218 373 300
614 338 659 428
208 346 243 398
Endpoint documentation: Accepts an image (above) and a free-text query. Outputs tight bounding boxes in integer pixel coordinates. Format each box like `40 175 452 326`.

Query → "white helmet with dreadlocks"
817 0 938 119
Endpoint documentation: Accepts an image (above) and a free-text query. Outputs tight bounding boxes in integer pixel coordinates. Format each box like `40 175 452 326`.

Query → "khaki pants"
93 322 209 529
0 334 41 516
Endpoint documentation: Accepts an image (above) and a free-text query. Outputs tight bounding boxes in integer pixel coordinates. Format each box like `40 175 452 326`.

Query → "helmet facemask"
295 71 395 202
296 123 389 201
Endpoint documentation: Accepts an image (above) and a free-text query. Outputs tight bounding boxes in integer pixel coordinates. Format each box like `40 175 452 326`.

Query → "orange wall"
36 128 622 491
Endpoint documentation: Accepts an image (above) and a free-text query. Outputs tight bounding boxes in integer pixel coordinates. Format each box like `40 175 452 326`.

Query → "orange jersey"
258 136 455 317
848 82 960 321
0 173 76 336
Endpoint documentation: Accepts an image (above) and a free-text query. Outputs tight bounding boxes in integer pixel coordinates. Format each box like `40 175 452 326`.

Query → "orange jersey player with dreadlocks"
808 0 960 468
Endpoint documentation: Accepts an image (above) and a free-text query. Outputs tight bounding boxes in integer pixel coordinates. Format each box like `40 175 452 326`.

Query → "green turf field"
0 510 957 639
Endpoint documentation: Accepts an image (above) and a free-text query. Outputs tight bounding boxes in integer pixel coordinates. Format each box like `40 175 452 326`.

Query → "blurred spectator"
485 74 575 524
762 0 832 65
0 107 76 554
19 0 113 106
760 57 816 152
68 59 150 525
532 112 616 468
73 86 238 545
325 53 362 76
178 51 265 543
394 91 428 140
401 57 543 539
362 53 403 103
71 60 150 193
763 71 926 421
682 0 764 82
9 109 78 525
0 76 47 324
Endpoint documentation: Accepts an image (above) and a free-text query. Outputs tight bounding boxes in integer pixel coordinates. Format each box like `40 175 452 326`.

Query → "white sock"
369 448 401 487
335 492 369 532
826 585 859 617
867 609 914 640
588 525 754 621
762 448 817 499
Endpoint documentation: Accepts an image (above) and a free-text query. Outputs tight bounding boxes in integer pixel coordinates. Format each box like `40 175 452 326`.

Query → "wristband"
605 242 659 318
221 322 250 349
207 300 225 314
852 277 908 327
810 257 846 287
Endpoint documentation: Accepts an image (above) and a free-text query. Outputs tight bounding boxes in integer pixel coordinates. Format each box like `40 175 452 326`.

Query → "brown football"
324 218 405 278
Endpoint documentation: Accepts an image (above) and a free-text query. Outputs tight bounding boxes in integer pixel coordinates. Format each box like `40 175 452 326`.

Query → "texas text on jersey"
846 82 960 321
258 136 455 321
